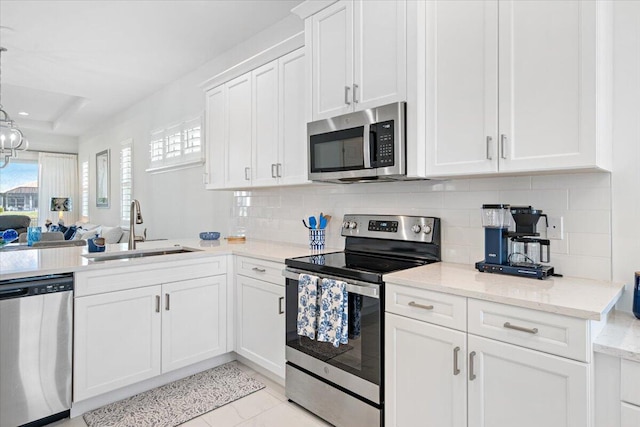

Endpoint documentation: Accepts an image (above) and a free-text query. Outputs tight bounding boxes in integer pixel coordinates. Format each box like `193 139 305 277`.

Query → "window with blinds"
81 160 89 219
147 116 203 172
120 141 133 224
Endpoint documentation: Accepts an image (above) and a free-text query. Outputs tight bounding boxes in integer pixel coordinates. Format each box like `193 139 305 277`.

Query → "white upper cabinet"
204 85 226 189
311 1 354 120
278 48 310 186
418 0 612 178
204 48 308 189
225 74 253 187
310 0 406 121
251 61 280 187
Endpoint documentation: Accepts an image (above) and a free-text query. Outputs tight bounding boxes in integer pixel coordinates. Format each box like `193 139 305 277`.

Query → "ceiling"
0 0 302 138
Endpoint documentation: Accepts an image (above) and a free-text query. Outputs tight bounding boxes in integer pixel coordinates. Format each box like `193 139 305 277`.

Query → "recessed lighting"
18 111 29 116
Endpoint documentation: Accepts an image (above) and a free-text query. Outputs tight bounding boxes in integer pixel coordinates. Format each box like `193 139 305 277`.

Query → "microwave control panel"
372 120 394 167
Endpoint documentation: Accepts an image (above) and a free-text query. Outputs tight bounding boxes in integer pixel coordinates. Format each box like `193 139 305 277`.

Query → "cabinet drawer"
385 284 466 331
236 256 284 285
468 299 589 362
621 359 640 406
622 402 640 427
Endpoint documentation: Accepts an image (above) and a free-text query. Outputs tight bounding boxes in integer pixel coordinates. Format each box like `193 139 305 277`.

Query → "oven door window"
286 281 381 386
309 127 365 173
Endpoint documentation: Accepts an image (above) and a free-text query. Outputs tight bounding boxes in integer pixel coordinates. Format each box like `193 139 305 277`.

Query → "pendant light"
0 47 28 169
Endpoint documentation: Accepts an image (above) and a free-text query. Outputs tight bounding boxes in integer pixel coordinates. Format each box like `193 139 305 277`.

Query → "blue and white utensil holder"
309 229 325 251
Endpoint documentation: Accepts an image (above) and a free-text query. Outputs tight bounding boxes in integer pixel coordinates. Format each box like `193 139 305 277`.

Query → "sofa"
73 222 129 244
0 215 32 236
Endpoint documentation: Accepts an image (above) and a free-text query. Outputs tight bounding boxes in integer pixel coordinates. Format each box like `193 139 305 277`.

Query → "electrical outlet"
547 216 564 240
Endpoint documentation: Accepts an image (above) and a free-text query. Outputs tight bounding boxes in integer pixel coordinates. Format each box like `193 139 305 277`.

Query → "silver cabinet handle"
165 293 170 311
278 296 284 314
155 295 160 313
353 84 359 103
500 134 507 159
408 301 434 310
244 167 251 181
503 322 538 334
344 86 351 105
252 267 266 273
486 136 493 160
277 163 282 178
271 164 277 178
453 346 461 376
469 351 477 381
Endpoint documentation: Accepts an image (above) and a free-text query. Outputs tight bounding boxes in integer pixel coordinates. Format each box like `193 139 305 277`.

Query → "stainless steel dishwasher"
0 274 73 427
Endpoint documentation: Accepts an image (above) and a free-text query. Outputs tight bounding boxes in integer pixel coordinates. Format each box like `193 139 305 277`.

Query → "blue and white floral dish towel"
297 274 319 339
317 278 349 348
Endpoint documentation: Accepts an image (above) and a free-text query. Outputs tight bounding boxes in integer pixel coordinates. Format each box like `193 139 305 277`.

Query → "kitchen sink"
84 247 201 262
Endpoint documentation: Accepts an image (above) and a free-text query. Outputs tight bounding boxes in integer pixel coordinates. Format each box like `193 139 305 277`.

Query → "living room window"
0 155 39 226
81 160 89 220
120 140 133 224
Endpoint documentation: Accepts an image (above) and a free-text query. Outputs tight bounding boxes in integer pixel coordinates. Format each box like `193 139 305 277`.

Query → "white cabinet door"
74 285 162 401
424 0 499 176
498 0 601 172
385 313 467 427
161 276 227 373
311 0 354 120
205 85 226 189
353 0 406 111
251 60 280 187
278 48 309 186
225 73 253 187
622 403 640 427
467 334 589 427
236 275 285 378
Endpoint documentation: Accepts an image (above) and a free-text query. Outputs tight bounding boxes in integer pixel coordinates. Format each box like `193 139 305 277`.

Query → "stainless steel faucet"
128 199 144 250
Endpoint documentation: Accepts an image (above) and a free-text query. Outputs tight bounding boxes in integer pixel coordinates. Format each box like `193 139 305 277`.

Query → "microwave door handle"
363 123 372 169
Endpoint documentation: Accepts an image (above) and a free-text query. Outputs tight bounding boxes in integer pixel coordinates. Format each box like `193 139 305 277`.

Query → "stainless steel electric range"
283 214 441 427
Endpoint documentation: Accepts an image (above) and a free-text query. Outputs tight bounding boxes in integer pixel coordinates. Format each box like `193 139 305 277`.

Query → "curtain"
38 153 79 227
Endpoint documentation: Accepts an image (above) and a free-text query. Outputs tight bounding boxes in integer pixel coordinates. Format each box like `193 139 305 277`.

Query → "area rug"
83 362 265 427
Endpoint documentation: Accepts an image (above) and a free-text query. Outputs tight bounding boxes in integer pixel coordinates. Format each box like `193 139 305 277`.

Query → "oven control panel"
341 214 439 243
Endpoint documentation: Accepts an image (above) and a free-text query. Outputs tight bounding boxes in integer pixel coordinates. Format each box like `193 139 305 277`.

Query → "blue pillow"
63 226 77 240
50 225 61 232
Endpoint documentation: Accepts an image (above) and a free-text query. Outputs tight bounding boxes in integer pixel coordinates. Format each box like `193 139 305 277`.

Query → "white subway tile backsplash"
233 173 613 281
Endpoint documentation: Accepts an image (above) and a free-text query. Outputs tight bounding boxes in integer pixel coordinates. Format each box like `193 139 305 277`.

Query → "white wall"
231 173 612 281
611 1 640 312
25 129 79 154
77 15 304 239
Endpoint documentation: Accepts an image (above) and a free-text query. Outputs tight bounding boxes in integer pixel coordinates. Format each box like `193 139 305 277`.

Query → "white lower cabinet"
385 313 467 427
385 283 594 427
467 334 589 427
74 260 227 402
161 276 227 373
235 256 285 378
74 285 162 401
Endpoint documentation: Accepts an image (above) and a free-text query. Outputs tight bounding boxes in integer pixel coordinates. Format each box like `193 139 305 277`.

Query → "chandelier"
0 47 28 169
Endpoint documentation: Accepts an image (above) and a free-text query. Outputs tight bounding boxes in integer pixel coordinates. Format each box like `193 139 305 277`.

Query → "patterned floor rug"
83 362 265 427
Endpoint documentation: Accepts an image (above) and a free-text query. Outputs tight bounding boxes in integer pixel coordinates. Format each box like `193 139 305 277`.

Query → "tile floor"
51 363 332 427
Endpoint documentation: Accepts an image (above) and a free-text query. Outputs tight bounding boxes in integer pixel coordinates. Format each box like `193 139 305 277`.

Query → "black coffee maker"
476 205 555 279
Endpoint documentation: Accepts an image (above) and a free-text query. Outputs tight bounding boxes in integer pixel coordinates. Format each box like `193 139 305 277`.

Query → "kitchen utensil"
319 215 327 229
323 215 332 225
309 216 317 230
302 219 311 229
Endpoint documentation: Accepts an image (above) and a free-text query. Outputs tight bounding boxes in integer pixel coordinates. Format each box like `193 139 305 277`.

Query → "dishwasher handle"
0 288 29 300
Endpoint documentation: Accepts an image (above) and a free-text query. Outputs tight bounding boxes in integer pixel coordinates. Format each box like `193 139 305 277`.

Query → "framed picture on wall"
96 149 110 208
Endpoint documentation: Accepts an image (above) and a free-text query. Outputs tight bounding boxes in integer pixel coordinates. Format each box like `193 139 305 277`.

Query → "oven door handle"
282 268 380 299
363 123 372 169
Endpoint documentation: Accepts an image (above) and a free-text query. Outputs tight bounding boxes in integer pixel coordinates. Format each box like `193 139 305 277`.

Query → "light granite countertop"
594 310 640 362
383 262 625 321
0 238 337 281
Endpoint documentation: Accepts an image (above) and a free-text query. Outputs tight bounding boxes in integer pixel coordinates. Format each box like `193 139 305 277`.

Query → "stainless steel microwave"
307 102 407 183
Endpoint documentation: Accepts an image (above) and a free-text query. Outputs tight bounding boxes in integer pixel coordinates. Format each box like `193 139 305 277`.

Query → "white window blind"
81 160 89 219
147 116 203 172
120 141 133 224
